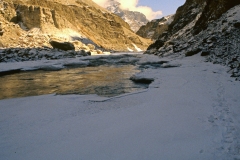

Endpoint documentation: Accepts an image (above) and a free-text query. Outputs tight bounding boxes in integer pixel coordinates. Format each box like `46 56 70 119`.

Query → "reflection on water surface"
0 65 148 99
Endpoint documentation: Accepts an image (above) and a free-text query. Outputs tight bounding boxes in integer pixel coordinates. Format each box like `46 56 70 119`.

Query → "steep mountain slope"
145 0 240 79
136 14 174 40
192 0 240 34
147 0 240 47
0 0 151 51
105 0 148 32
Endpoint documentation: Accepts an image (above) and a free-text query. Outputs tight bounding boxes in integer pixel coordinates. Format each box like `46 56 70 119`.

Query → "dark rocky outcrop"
147 40 164 50
130 76 154 84
137 15 174 40
234 22 240 28
200 50 210 56
167 0 205 38
49 40 75 51
193 0 240 35
185 48 201 57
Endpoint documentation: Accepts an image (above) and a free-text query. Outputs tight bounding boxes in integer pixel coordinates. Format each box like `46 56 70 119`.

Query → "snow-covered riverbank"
1 54 240 159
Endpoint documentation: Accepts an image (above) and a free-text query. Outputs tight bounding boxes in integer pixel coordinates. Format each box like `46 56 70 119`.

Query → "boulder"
185 48 202 57
234 22 240 28
201 50 210 56
49 40 75 51
70 40 83 50
87 44 95 50
80 45 90 51
130 75 154 84
96 50 103 54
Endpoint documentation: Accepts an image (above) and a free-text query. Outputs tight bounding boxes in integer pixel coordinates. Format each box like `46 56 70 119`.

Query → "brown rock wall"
0 0 152 51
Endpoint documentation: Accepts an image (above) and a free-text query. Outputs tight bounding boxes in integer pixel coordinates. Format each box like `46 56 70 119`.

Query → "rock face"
136 15 174 40
145 1 240 80
149 0 240 42
192 0 240 34
0 0 151 51
105 0 148 32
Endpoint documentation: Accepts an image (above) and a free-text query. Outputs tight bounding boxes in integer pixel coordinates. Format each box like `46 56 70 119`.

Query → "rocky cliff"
0 0 151 51
148 0 240 45
105 0 148 32
136 15 174 40
145 0 240 80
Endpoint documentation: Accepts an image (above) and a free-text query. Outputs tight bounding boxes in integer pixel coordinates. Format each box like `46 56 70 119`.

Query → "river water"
0 64 148 100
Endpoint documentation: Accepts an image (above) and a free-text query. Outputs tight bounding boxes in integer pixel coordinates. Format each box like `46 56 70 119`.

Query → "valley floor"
1 54 240 159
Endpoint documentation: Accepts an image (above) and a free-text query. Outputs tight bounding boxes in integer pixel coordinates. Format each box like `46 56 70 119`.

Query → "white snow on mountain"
158 14 174 25
132 43 142 51
105 0 149 32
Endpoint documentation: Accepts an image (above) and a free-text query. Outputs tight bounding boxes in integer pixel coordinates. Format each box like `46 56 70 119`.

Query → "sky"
92 0 186 20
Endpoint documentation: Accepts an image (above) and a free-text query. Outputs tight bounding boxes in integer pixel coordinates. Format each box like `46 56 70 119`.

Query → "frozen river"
0 64 148 99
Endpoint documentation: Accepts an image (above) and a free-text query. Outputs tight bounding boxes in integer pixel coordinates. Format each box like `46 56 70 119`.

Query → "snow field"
0 54 240 159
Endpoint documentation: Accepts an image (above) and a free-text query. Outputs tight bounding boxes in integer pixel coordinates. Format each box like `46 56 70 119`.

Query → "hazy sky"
138 0 185 17
92 0 186 20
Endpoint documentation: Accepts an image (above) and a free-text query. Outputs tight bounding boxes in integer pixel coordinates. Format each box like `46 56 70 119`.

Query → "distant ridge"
105 0 149 32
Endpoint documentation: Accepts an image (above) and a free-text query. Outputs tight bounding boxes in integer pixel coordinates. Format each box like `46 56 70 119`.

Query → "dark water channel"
0 65 148 100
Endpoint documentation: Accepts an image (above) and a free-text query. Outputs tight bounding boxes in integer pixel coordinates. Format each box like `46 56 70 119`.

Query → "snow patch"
132 44 142 52
127 47 134 52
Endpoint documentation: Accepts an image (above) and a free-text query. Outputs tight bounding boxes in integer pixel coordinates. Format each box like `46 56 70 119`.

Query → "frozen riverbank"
0 53 171 99
1 54 240 159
